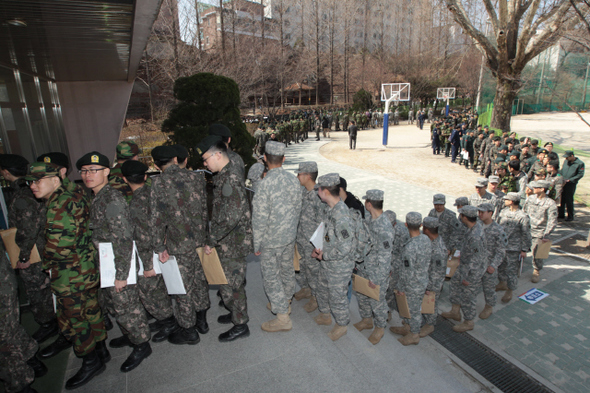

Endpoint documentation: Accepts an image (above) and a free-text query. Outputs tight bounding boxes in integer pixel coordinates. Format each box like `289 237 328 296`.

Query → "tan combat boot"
261 313 292 332
327 324 347 341
441 304 461 321
495 281 508 291
303 296 318 313
501 289 513 303
266 303 292 315
293 287 312 301
389 323 410 336
368 327 385 345
479 304 493 320
398 333 420 346
353 318 373 332
314 313 332 326
452 320 474 333
419 324 435 338
531 269 540 283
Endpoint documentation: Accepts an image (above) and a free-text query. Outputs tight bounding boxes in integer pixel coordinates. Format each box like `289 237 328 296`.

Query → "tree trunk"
491 77 519 132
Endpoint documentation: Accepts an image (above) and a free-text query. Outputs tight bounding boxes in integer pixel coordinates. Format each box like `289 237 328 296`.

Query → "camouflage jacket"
296 186 323 248
496 208 532 252
427 235 448 292
468 190 497 208
482 221 507 269
390 222 410 286
546 173 564 205
228 149 245 179
499 174 517 193
513 172 528 202
252 166 302 252
322 200 355 264
63 177 87 199
358 212 394 284
523 195 558 239
150 164 207 255
108 164 133 202
8 180 45 260
398 234 431 295
129 183 154 270
209 162 253 258
90 185 134 281
428 208 460 251
457 222 487 283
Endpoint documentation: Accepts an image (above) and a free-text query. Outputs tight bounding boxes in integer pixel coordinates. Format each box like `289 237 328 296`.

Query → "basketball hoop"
442 95 449 101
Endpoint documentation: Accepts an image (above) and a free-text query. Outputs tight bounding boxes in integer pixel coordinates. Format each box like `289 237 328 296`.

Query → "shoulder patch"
404 260 410 267
341 229 350 239
383 241 390 249
222 182 233 197
106 201 125 219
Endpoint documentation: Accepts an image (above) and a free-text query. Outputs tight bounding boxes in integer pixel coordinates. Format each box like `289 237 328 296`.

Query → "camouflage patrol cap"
76 151 109 170
171 144 189 159
0 154 29 171
477 203 495 212
209 123 231 138
488 175 500 184
121 160 148 177
528 180 540 188
247 162 265 181
535 168 547 177
563 150 574 158
294 161 318 174
265 141 285 156
151 146 177 161
406 212 422 226
317 173 340 188
37 152 69 169
116 140 140 159
433 194 446 204
503 192 520 202
422 216 439 229
458 205 478 218
475 177 489 187
362 189 384 201
384 210 397 225
497 162 508 170
454 196 469 206
24 162 60 181
195 135 223 157
536 180 551 189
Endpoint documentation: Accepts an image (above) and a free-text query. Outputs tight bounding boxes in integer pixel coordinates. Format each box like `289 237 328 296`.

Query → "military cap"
497 162 508 170
317 173 340 188
294 161 318 174
544 142 554 147
171 144 189 159
209 123 231 138
406 212 422 226
76 151 109 170
0 154 29 170
528 180 540 188
362 189 384 201
521 143 530 148
488 175 500 184
121 160 148 178
519 136 527 142
384 210 396 225
265 141 285 156
509 151 519 157
37 152 69 169
563 150 574 158
454 196 469 206
537 148 547 155
151 146 177 161
499 145 508 151
475 177 489 187
503 192 520 202
505 138 514 145
24 162 60 181
477 203 495 212
535 168 547 177
458 205 478 218
492 136 501 141
484 125 489 129
536 180 551 189
496 154 507 161
531 139 539 145
195 135 223 157
422 216 439 229
247 162 265 181
339 177 347 190
433 194 446 204
116 140 140 159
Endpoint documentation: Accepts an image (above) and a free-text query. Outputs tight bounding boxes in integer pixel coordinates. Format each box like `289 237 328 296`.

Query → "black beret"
0 154 29 170
171 144 189 159
209 123 231 138
37 152 69 169
492 136 501 141
76 151 109 170
151 146 177 161
121 160 149 177
339 177 347 190
195 135 223 157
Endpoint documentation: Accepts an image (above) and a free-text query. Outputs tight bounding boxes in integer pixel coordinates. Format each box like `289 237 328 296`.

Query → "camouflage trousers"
260 244 296 315
531 237 545 271
422 290 442 326
219 256 249 325
102 284 150 345
18 262 55 324
295 242 320 295
386 267 400 312
498 251 521 290
355 269 389 328
403 292 424 334
175 253 210 329
458 282 480 321
316 259 354 326
137 273 173 322
0 327 37 393
478 269 498 307
448 272 462 306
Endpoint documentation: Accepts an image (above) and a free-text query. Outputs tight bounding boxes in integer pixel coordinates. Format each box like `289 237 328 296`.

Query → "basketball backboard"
437 87 456 100
381 83 410 102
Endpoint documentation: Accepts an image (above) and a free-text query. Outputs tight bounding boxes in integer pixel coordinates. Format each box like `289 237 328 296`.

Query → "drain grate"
430 316 554 393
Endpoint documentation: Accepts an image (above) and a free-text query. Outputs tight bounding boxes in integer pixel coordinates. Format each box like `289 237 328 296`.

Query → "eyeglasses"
79 168 107 175
27 175 57 186
202 152 218 163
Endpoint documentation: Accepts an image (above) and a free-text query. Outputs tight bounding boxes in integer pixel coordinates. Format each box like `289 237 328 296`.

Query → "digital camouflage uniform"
497 208 532 290
150 165 209 328
0 242 38 393
210 162 253 325
386 221 409 312
523 195 557 271
428 208 461 251
316 200 355 326
252 166 302 314
295 185 323 295
480 221 507 307
468 190 497 208
356 213 394 328
8 181 54 325
227 149 245 179
423 235 448 326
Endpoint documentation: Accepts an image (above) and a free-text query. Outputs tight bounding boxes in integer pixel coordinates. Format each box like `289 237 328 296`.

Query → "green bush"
352 89 373 112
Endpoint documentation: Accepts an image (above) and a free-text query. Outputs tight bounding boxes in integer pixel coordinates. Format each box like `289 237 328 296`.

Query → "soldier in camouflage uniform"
469 178 498 208
121 161 176 343
26 162 108 390
108 140 138 201
293 162 323 313
428 194 461 252
523 180 558 283
420 217 448 337
0 155 56 344
390 212 431 346
37 152 86 199
312 173 355 341
441 206 486 333
150 145 209 344
353 190 394 345
253 141 302 332
384 210 410 314
198 136 253 343
476 203 507 320
77 152 151 373
210 123 245 179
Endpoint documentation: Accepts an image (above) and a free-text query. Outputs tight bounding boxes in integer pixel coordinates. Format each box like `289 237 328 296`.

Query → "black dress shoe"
217 313 232 324
95 340 111 363
103 314 113 331
219 324 250 343
39 335 71 359
32 320 58 343
64 350 105 390
152 317 179 343
27 356 47 378
195 310 209 334
120 342 152 373
565 217 574 222
109 335 132 349
168 327 200 345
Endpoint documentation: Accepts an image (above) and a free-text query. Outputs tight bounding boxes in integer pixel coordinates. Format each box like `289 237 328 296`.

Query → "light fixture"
6 19 27 27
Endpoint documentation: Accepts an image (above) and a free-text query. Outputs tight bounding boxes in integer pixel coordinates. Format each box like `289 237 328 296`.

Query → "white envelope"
310 222 325 250
99 242 137 288
155 254 186 295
